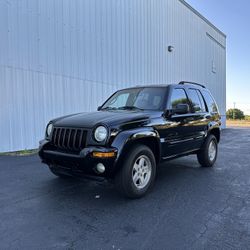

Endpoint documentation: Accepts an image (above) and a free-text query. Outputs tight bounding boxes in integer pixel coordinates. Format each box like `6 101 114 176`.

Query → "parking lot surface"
1 128 250 250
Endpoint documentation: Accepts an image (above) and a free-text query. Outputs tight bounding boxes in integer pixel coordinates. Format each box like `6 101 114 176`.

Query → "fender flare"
207 122 221 142
111 127 161 170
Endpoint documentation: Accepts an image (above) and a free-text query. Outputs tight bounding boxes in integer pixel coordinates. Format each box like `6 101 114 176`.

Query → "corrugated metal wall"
0 0 226 152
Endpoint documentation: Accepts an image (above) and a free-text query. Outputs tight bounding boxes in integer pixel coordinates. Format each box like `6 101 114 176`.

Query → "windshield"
101 87 166 111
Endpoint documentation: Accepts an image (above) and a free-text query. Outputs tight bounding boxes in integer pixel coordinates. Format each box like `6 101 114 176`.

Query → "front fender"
111 127 161 167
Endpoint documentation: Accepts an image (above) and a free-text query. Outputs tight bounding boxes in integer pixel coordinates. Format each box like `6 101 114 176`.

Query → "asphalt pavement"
0 128 250 250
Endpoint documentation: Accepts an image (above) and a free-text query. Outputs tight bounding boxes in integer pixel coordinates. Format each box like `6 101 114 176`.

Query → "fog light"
96 163 105 173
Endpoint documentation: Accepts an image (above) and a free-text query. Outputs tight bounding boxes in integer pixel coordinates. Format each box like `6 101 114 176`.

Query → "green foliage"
245 115 250 121
226 108 245 120
0 149 38 156
172 98 189 108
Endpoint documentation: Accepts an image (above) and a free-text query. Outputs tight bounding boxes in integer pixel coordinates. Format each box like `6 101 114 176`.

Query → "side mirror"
97 106 102 111
165 104 189 117
173 104 189 115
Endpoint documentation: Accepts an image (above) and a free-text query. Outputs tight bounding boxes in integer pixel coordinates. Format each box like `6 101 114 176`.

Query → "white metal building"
0 0 226 152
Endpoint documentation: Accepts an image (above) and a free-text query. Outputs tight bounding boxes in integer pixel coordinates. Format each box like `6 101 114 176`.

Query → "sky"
186 0 250 115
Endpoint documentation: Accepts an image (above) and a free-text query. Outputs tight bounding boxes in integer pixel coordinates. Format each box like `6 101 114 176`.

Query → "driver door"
161 88 195 158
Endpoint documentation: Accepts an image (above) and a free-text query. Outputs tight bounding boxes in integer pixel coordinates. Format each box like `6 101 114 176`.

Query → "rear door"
185 88 209 149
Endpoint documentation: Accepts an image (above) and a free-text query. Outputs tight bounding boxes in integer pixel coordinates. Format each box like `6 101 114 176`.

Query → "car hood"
52 110 154 128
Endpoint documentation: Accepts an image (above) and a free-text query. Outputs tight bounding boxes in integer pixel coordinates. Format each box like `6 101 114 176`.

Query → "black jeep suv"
39 81 221 198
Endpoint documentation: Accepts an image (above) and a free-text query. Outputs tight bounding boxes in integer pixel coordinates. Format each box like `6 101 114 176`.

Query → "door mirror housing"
165 104 189 117
173 104 189 115
97 106 102 111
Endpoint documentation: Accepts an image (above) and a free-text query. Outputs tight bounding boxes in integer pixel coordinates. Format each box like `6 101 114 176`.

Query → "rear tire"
115 144 156 199
197 135 218 168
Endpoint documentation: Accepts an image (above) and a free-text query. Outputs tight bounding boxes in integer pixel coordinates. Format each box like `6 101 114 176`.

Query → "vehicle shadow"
41 155 211 205
30 156 225 250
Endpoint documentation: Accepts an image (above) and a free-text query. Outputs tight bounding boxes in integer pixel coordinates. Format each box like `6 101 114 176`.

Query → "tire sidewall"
205 135 218 166
120 145 156 197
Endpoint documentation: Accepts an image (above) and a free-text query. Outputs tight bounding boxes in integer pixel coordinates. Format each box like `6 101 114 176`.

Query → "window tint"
170 88 189 109
188 89 205 113
196 90 206 112
201 90 218 113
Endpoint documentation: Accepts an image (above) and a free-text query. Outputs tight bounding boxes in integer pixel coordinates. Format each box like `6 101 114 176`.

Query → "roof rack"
178 81 206 88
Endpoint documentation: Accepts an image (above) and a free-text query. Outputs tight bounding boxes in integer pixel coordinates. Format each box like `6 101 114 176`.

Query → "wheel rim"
132 155 152 190
208 140 217 162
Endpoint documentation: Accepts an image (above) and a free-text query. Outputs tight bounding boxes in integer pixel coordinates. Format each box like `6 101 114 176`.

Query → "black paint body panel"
39 84 221 179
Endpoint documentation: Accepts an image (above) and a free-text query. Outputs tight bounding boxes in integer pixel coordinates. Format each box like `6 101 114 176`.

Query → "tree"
226 108 245 120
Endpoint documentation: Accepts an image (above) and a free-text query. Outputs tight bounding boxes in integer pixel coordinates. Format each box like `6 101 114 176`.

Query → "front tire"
115 144 156 199
197 135 218 168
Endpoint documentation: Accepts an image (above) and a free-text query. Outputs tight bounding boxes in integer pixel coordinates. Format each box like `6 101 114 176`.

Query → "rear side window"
201 90 218 113
187 89 206 113
170 88 189 109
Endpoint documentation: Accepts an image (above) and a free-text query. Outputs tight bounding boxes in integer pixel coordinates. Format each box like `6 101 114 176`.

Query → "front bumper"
39 140 118 178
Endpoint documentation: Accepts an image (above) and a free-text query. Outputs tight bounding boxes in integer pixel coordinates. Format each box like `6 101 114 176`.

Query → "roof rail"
178 81 206 88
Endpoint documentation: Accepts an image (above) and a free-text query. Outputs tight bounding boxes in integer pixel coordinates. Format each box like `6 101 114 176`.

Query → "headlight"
94 126 108 142
46 123 53 137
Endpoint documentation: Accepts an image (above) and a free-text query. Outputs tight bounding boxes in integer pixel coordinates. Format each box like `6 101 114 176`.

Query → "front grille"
51 127 87 152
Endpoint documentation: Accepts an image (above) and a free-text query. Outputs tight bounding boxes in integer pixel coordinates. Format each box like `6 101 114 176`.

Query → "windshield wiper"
117 106 144 111
101 107 118 111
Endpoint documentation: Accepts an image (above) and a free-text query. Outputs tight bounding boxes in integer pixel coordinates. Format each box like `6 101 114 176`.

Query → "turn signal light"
92 151 116 158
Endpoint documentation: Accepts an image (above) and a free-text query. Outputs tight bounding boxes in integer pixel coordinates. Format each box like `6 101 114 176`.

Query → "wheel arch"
111 129 161 175
208 127 220 143
121 136 161 164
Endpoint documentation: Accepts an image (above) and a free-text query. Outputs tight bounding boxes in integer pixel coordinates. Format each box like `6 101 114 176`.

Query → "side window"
196 90 206 112
201 90 219 113
187 89 205 113
170 88 189 109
